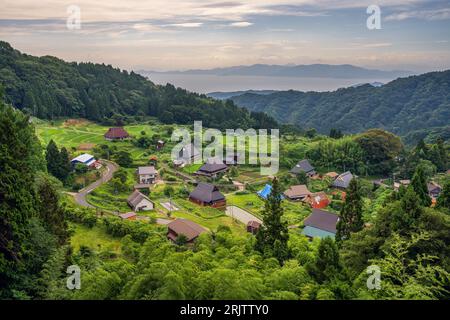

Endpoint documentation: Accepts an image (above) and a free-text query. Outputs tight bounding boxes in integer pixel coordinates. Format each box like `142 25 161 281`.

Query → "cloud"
166 22 203 28
229 21 252 27
363 43 393 48
385 8 450 21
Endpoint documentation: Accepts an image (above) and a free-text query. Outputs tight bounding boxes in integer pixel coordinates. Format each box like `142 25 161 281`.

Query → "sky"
1 0 450 72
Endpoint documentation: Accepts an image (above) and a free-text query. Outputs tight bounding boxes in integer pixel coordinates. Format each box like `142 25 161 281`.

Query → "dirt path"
225 205 262 225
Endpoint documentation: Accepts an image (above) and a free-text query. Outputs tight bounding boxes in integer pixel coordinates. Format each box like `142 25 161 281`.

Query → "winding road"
72 159 172 225
73 160 119 208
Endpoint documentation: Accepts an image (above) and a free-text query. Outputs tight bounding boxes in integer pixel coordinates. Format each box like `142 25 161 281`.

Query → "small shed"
247 221 261 234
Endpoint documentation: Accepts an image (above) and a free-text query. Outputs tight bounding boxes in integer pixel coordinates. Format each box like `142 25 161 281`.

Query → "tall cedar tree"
0 101 37 291
46 140 60 178
255 178 289 263
58 147 72 181
336 178 363 242
308 237 342 284
411 165 432 207
36 178 69 244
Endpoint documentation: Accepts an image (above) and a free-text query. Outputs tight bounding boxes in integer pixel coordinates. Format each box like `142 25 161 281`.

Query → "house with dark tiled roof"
167 219 206 243
332 171 354 189
189 183 226 208
127 190 154 212
195 158 228 178
289 159 316 177
302 208 339 239
104 127 130 140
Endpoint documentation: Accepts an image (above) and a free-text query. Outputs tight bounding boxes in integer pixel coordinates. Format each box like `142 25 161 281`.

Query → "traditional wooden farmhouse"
137 166 157 184
247 221 261 234
332 171 354 189
302 208 339 239
189 182 226 207
324 172 339 179
428 182 442 198
119 212 137 220
195 158 228 178
304 192 330 209
104 127 130 141
127 190 154 212
290 159 316 177
167 219 206 243
284 185 312 201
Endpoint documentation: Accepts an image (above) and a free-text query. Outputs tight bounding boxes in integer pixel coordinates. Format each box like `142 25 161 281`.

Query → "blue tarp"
257 184 284 200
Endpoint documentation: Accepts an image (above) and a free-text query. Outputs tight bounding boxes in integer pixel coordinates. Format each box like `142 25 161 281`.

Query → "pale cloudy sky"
1 0 449 72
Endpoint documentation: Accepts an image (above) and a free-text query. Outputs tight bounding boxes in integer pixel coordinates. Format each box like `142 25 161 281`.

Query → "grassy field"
70 223 122 254
226 192 312 226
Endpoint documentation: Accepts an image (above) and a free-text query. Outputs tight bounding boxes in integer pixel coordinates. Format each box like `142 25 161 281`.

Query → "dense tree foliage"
336 179 364 242
0 41 277 130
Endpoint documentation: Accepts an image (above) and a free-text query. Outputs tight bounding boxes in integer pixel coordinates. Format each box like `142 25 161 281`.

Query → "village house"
195 158 228 178
289 159 316 177
302 208 339 239
332 171 354 189
394 179 411 191
119 212 137 220
70 153 101 169
127 190 154 212
167 219 206 243
104 127 130 141
304 192 331 209
137 166 157 184
232 181 245 192
324 172 339 180
428 182 442 198
189 182 226 208
284 185 312 201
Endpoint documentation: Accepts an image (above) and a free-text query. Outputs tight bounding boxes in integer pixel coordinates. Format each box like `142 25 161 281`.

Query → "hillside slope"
229 70 450 138
0 41 276 130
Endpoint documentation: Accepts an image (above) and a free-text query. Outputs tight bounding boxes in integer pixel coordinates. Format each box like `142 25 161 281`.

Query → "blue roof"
257 184 284 200
302 226 336 239
257 184 272 199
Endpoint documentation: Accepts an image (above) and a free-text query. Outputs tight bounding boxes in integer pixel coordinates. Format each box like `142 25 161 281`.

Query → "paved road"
225 205 262 225
73 160 119 208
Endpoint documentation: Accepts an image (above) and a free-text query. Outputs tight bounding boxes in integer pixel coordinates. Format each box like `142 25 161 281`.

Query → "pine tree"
58 147 72 181
411 165 431 207
255 178 289 263
308 237 342 284
336 178 363 242
0 101 38 296
46 140 61 178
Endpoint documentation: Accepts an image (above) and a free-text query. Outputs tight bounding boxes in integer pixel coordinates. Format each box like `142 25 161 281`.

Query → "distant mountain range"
140 64 413 79
207 82 385 100
225 71 450 142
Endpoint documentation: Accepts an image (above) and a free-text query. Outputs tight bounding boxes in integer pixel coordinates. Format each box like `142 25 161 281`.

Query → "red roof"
104 127 130 139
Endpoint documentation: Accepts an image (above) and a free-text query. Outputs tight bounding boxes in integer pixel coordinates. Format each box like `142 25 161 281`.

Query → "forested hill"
0 41 277 130
230 70 450 139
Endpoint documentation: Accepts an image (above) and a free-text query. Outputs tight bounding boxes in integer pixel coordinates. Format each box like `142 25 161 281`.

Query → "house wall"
139 174 156 184
135 199 154 211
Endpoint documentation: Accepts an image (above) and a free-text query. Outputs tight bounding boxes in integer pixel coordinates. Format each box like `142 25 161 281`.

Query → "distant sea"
143 73 395 94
